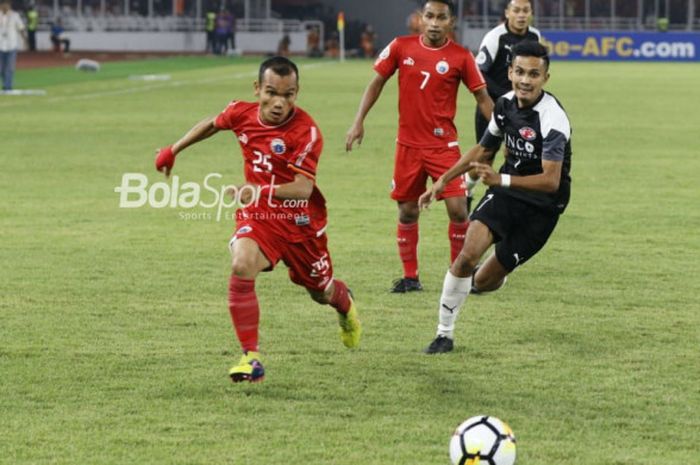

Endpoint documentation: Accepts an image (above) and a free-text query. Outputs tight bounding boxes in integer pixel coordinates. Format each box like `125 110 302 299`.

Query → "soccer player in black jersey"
419 41 572 354
467 0 540 210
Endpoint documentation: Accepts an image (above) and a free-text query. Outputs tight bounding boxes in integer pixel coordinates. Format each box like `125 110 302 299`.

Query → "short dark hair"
258 56 299 84
423 0 456 16
511 40 550 70
504 0 532 9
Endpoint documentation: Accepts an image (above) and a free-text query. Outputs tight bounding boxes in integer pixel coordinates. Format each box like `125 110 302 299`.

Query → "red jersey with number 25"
215 101 327 242
374 35 486 148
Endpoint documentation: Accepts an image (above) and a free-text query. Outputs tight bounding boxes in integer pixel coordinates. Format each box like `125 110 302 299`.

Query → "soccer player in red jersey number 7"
346 0 494 293
154 57 361 383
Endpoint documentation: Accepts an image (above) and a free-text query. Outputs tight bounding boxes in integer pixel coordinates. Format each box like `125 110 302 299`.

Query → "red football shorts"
391 143 466 202
229 220 334 293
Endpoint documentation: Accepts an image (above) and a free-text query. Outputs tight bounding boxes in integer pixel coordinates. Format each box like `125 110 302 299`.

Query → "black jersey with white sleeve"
480 90 572 213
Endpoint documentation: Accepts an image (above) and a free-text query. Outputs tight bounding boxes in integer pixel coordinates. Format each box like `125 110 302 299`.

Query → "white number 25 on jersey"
252 150 272 172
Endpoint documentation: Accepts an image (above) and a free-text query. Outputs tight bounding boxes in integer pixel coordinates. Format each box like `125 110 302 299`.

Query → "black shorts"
469 189 560 272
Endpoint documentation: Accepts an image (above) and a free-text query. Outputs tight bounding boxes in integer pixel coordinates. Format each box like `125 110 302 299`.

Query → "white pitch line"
0 62 334 108
45 70 258 103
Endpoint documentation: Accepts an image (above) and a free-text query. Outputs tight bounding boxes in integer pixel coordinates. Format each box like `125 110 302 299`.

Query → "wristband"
500 174 511 188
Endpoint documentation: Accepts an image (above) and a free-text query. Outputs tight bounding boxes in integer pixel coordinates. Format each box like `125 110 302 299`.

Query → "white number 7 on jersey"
419 71 431 90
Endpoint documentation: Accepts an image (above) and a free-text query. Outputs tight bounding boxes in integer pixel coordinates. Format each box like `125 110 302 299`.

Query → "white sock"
437 270 472 339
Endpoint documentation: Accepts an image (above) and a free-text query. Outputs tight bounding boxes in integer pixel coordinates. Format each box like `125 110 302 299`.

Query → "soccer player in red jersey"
346 0 494 293
154 57 361 383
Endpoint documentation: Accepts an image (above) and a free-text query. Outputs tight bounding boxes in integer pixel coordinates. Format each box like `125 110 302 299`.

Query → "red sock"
397 222 419 279
329 279 351 314
449 221 469 263
228 275 260 353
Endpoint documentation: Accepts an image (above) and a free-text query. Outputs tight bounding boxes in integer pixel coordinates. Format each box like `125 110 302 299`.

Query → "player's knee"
445 198 468 223
398 206 419 224
307 288 330 305
452 251 479 276
231 255 257 278
448 210 468 223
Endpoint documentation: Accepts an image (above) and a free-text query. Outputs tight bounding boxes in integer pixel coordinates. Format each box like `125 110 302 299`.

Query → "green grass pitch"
1 56 699 464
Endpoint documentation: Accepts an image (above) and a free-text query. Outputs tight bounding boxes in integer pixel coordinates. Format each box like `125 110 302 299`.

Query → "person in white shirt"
0 0 27 91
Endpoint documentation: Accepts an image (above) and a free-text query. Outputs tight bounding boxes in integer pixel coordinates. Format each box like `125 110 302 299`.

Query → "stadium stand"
23 0 700 52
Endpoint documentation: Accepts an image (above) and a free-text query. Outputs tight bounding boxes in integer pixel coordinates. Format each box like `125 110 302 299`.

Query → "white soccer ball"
449 415 517 465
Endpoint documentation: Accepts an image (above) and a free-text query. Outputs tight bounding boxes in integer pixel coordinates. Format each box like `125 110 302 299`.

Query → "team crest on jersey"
435 60 449 75
239 133 248 145
270 138 286 154
476 51 486 65
519 127 537 141
378 44 391 60
403 57 415 66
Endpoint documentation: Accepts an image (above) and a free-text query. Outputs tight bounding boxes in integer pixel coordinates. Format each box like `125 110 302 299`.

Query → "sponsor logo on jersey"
476 51 486 65
519 127 537 141
403 57 415 66
435 60 449 74
239 133 248 145
505 134 537 157
270 138 286 154
236 225 253 235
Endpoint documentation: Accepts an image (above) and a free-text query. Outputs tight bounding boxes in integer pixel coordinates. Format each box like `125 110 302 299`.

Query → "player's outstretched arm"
442 144 494 186
418 180 445 210
473 87 494 122
345 73 388 152
419 144 494 210
473 159 563 193
155 116 220 176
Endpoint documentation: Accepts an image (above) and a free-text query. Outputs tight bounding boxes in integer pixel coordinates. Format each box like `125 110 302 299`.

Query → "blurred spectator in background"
277 34 290 57
307 25 322 57
324 31 339 58
205 7 216 53
215 8 234 55
407 8 423 34
359 24 376 58
657 16 669 32
0 0 26 90
50 18 70 53
25 1 37 52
